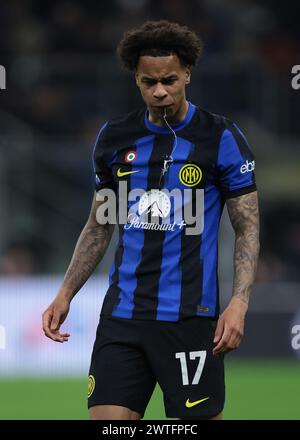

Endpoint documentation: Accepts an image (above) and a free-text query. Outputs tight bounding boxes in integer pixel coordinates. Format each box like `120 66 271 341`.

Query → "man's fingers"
213 325 242 355
42 310 53 335
42 309 70 342
213 338 227 355
42 309 51 327
227 329 242 350
50 313 60 331
213 322 230 355
213 318 225 344
44 329 70 343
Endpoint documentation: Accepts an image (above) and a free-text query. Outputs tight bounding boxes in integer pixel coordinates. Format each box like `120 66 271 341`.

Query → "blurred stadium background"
0 0 299 420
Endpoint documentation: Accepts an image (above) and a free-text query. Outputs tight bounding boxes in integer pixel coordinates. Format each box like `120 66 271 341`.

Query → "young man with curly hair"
42 20 260 420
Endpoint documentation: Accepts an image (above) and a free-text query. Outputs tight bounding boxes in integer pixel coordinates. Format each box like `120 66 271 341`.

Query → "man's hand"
42 296 71 343
213 297 248 356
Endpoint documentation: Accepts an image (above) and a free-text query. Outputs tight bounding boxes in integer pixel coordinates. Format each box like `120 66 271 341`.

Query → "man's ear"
186 67 191 84
135 70 140 87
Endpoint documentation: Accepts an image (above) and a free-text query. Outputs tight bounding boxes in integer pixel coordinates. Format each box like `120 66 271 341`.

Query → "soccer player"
42 20 260 420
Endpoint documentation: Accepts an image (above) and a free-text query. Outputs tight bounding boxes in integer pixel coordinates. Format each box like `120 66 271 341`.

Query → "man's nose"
153 82 168 99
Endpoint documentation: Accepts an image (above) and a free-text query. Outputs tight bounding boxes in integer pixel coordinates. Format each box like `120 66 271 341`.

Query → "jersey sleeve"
92 121 116 192
217 120 256 199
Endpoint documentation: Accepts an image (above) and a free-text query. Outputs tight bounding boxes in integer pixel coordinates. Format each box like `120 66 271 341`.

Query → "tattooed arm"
213 191 260 355
42 192 115 342
228 191 260 304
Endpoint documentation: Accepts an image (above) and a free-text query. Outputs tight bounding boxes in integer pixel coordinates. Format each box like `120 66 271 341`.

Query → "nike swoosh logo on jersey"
185 397 210 408
117 168 140 177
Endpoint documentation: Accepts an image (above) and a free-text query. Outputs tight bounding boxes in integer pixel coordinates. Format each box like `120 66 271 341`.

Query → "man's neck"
148 99 189 127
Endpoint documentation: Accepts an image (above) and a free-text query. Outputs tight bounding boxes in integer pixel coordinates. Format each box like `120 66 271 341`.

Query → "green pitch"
0 359 299 420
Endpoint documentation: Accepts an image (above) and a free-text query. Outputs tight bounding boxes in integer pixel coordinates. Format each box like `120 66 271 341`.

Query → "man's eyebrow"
141 74 178 81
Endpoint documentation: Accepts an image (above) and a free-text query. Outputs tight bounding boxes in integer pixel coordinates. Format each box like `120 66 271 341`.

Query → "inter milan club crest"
125 151 137 163
87 374 95 398
179 163 202 187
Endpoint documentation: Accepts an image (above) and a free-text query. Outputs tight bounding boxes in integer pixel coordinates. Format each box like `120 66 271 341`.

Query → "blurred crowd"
1 0 299 138
0 0 299 281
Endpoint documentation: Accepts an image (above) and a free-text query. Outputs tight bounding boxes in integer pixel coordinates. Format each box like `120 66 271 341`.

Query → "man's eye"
162 78 177 85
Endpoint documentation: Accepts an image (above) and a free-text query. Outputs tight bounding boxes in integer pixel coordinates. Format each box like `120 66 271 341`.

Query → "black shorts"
88 314 225 419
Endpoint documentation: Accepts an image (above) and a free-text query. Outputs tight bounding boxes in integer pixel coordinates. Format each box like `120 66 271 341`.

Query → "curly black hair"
117 20 203 71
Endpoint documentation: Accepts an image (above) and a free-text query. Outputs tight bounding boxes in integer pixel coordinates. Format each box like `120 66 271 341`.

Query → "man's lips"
152 104 173 110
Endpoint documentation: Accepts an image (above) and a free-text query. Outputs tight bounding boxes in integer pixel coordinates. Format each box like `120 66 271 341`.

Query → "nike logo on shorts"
185 397 210 408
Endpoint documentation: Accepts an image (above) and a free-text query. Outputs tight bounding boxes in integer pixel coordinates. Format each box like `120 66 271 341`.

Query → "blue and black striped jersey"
93 101 256 322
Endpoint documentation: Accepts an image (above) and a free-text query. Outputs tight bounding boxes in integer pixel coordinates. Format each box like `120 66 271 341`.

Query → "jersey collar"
144 101 196 134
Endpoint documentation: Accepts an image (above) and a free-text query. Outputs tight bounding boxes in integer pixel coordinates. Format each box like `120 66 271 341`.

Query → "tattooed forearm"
58 193 115 302
226 191 260 305
62 223 114 300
